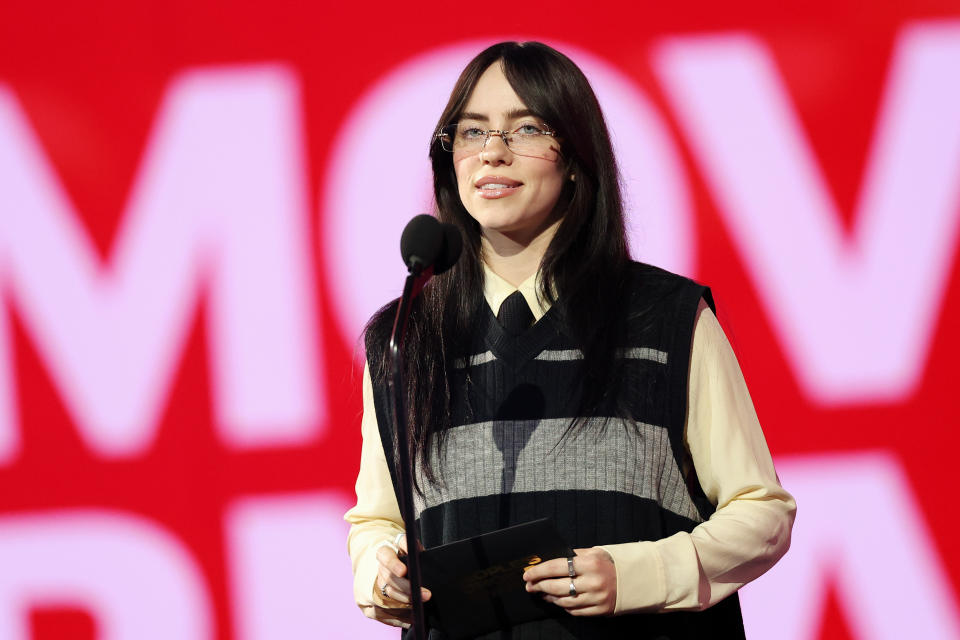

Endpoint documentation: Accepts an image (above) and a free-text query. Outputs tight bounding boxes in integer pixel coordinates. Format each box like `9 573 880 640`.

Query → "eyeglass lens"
439 124 557 160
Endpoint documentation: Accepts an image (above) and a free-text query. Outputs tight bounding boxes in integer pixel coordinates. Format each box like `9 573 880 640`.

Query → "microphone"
399 214 463 276
400 214 444 274
388 214 463 640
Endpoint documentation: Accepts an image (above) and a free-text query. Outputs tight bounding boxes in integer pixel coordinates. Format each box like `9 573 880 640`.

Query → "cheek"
453 158 474 196
535 169 566 205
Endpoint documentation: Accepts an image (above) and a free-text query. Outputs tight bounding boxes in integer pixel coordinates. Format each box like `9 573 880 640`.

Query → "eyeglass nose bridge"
481 129 513 152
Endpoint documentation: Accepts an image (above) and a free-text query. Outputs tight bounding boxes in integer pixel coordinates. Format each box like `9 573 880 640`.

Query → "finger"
570 548 608 573
386 577 432 603
543 594 600 609
527 576 584 597
375 545 408 578
522 557 568 582
377 565 407 598
542 584 615 616
388 583 432 602
387 574 413 602
377 558 433 600
386 575 432 602
385 586 433 603
378 574 433 604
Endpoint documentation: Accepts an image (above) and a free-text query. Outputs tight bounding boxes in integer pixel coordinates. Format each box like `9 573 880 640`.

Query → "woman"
345 41 795 639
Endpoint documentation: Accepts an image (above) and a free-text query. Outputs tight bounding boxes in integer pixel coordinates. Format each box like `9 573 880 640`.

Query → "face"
453 63 566 244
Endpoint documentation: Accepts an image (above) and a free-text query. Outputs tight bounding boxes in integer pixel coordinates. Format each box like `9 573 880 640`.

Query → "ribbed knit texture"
497 290 535 334
368 263 745 640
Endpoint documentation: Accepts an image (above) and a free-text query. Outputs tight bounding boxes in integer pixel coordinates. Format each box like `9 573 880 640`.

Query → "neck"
481 218 561 286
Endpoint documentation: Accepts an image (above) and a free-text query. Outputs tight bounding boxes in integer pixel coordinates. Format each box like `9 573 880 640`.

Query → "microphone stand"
388 261 433 640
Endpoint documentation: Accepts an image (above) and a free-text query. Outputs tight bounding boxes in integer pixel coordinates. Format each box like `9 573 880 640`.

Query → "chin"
472 212 528 234
484 218 555 243
465 201 555 240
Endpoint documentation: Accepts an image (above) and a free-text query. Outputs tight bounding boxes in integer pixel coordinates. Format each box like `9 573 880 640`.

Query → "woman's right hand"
375 534 432 605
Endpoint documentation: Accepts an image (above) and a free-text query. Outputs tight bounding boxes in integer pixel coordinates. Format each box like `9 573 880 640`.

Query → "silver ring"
569 579 577 597
567 556 576 578
381 583 389 598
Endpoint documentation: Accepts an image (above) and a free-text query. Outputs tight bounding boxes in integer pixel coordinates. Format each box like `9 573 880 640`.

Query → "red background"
1 1 958 638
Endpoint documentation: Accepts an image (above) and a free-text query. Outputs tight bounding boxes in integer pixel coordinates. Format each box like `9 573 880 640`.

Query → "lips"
475 175 522 187
474 175 523 199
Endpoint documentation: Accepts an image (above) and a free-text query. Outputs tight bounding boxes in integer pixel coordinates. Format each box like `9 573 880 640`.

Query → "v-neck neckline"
481 299 562 367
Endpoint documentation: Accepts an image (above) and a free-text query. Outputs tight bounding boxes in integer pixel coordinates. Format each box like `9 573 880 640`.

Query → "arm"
344 362 410 626
599 300 796 613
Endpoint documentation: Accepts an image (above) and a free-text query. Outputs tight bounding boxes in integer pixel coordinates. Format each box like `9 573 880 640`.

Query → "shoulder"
363 299 399 345
623 261 715 316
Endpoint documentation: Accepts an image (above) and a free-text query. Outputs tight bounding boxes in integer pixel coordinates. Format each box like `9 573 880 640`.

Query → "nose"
480 131 513 165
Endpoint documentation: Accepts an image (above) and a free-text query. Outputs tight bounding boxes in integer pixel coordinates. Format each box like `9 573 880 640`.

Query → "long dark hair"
366 41 631 488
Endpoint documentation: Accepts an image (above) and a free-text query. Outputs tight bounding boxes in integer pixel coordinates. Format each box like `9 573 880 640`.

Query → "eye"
514 123 547 135
459 124 487 139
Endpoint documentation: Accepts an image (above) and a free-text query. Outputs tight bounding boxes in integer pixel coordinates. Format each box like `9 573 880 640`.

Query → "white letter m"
0 65 323 461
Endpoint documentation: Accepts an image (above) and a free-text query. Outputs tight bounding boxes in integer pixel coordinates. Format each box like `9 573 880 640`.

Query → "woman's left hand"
522 547 617 616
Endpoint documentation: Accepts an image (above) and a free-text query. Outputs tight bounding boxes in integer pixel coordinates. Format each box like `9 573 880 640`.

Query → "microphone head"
434 223 463 274
400 214 443 271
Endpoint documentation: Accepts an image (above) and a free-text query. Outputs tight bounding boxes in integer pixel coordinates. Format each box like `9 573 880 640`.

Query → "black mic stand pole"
388 261 433 640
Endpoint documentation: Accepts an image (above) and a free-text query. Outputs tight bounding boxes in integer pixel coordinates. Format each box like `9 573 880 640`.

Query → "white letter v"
655 22 960 404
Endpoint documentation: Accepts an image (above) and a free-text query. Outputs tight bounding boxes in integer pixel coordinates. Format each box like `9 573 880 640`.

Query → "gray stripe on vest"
413 417 701 523
535 348 668 363
622 347 668 363
453 351 496 369
452 347 667 368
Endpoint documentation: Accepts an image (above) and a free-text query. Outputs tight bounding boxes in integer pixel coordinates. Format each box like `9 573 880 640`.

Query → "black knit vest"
366 263 746 640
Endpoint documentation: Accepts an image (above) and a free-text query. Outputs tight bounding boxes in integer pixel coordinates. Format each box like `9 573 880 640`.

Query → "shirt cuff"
598 540 666 614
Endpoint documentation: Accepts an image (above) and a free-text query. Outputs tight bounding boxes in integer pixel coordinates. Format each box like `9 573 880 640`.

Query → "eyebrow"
459 108 539 122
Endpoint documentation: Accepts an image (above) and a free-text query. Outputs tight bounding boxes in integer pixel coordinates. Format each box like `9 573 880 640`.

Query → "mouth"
474 176 523 199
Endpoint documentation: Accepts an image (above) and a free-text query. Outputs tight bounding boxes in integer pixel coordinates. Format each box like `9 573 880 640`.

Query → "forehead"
461 63 529 120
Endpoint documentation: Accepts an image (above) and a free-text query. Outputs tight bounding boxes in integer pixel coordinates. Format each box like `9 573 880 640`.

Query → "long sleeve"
343 362 410 626
598 301 796 613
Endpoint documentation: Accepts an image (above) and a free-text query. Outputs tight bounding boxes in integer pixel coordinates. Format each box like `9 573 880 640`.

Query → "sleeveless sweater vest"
366 262 745 639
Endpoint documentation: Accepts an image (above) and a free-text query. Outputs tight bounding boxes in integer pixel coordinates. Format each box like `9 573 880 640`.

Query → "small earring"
569 173 576 182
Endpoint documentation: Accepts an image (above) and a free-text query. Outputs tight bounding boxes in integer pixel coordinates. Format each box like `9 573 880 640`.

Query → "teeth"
480 183 511 189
